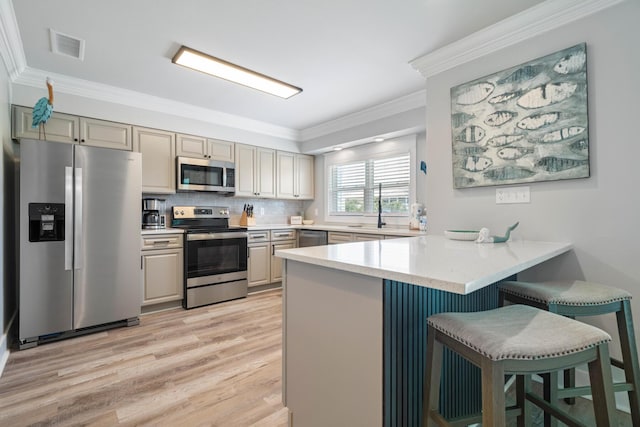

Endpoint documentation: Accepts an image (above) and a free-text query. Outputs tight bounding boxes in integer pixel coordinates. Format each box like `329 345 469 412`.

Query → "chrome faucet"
377 183 386 229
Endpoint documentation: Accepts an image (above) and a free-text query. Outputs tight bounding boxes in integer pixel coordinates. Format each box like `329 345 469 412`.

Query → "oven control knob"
180 210 185 215
174 210 179 216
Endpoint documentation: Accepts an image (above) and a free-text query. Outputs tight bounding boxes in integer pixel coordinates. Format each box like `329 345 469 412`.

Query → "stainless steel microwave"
177 157 235 194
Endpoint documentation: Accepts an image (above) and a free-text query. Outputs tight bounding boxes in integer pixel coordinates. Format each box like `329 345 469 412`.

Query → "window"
329 154 410 215
325 135 416 222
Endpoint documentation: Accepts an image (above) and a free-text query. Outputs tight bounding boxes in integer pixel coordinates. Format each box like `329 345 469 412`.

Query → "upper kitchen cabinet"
235 144 276 198
133 126 176 194
12 106 132 150
176 133 235 162
276 151 314 200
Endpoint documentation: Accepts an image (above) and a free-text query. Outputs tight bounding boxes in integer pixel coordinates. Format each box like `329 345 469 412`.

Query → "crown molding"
410 0 625 78
0 0 26 80
299 89 426 142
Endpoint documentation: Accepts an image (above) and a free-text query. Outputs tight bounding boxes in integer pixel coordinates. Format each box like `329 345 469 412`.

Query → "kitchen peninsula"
276 235 572 426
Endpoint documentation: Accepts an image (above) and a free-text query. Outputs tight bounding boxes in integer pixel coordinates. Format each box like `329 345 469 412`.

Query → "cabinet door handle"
152 240 171 245
272 245 275 255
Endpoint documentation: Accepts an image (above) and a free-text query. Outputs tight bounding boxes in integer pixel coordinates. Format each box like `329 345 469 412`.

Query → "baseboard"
0 312 16 379
0 334 8 378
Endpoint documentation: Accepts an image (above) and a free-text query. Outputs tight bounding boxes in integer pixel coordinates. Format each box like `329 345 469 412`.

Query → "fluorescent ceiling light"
373 137 385 142
172 46 302 99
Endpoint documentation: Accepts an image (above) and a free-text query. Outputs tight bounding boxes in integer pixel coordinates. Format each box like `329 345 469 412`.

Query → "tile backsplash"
143 193 307 226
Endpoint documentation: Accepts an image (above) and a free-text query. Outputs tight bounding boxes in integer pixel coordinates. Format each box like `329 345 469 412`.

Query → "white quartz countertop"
141 228 185 235
276 235 572 295
246 223 425 237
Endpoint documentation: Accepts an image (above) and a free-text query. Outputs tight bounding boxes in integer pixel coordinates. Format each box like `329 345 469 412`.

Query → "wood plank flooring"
0 289 287 426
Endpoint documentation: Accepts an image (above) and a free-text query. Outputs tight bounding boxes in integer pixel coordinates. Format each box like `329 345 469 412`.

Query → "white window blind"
329 153 410 216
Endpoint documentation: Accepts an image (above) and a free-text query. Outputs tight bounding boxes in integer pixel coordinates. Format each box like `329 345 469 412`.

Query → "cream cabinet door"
133 127 176 193
296 154 315 199
235 144 257 197
271 241 295 283
80 118 132 150
353 233 382 242
142 247 184 305
176 133 207 159
276 151 296 199
256 147 276 198
328 232 354 244
248 243 270 287
207 138 235 162
12 105 79 143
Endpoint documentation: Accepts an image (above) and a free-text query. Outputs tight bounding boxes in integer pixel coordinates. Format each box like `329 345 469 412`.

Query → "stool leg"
516 375 533 427
543 372 559 427
563 368 576 405
423 329 443 427
588 343 616 426
618 300 640 426
562 314 577 405
481 358 506 427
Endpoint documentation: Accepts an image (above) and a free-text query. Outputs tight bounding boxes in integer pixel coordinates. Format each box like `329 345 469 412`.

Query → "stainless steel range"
171 206 248 309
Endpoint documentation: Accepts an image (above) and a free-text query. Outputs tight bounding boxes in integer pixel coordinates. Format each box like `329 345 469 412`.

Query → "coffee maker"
142 198 166 229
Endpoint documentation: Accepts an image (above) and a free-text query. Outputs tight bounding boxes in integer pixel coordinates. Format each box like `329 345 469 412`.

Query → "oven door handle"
187 232 248 241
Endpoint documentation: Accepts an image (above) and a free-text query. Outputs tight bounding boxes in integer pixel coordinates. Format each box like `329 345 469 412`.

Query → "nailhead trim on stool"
499 280 640 427
423 304 616 427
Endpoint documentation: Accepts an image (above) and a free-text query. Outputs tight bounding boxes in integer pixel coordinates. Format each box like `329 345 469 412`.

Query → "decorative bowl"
302 220 314 225
444 230 479 241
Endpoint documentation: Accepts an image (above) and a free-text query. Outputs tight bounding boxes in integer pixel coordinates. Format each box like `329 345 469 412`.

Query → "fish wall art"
450 43 589 188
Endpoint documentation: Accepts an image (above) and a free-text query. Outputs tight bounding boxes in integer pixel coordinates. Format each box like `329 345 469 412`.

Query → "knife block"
240 211 255 226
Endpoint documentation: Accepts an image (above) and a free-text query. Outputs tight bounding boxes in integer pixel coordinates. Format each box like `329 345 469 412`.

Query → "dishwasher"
298 229 328 247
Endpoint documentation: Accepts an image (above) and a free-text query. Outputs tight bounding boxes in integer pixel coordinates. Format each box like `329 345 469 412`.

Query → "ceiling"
11 0 545 133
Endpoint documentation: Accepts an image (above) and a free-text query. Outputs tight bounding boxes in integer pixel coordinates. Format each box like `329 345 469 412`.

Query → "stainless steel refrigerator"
18 139 142 349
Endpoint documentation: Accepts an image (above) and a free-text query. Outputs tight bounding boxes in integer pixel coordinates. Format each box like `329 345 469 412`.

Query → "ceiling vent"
49 29 85 61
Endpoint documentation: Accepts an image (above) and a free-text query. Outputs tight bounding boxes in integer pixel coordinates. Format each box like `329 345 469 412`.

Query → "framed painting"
450 43 589 189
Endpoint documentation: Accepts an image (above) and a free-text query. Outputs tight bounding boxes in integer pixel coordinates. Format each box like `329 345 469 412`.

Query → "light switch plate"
496 186 530 204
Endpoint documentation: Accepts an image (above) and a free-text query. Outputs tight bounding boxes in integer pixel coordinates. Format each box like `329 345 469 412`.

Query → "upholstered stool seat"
423 304 616 427
499 280 640 426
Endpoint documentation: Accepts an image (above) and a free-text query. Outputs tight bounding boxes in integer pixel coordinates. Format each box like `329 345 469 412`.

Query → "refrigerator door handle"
74 167 83 269
64 167 73 270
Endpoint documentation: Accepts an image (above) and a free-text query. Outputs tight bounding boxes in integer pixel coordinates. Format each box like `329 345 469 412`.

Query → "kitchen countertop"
141 227 185 235
276 235 572 294
245 223 425 237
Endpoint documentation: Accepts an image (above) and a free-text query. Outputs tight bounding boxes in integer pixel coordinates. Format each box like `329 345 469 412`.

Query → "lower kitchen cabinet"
328 231 404 244
271 240 295 283
248 242 271 287
247 229 297 288
141 234 183 307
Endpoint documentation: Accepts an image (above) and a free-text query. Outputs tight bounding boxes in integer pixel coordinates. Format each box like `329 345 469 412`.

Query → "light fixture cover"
172 46 302 99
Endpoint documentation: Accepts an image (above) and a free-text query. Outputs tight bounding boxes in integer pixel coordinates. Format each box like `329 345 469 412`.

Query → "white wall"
424 1 639 360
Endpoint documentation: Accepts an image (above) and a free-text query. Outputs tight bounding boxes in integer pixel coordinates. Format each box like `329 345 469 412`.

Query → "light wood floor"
0 289 287 427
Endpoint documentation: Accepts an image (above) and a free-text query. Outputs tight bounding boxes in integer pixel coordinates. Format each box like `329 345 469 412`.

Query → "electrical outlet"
496 186 530 204
314 208 318 216
260 207 265 216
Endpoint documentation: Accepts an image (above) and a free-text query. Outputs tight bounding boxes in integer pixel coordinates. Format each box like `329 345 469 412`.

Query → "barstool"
499 280 640 426
423 304 616 427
